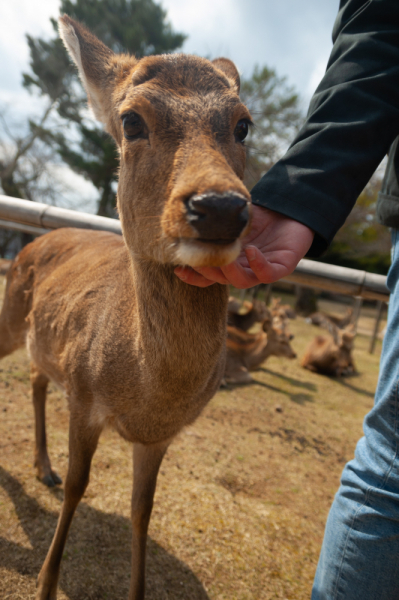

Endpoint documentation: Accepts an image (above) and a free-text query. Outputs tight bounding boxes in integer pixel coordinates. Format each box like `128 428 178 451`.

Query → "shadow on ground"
335 377 375 399
224 377 314 405
260 368 318 392
0 466 209 600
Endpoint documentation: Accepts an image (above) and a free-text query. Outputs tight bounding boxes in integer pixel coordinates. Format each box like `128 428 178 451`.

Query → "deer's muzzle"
185 192 250 243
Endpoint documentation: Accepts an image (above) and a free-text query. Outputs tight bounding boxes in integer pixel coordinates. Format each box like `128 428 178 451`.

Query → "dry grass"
0 278 382 599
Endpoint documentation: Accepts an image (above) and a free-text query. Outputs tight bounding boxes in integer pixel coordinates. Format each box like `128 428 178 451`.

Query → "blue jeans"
312 229 399 600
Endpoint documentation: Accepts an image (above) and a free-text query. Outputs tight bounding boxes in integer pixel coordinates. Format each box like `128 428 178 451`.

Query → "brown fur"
307 307 354 329
224 321 297 384
301 325 356 377
0 15 254 600
270 297 296 320
227 295 242 314
227 298 270 331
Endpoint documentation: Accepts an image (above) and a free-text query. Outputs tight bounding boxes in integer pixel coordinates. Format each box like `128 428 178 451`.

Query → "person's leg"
312 229 399 600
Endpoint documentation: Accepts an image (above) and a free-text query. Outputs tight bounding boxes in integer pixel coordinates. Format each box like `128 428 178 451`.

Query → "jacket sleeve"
250 0 399 256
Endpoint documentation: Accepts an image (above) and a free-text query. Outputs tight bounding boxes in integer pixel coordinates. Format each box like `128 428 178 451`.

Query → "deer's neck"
130 257 228 387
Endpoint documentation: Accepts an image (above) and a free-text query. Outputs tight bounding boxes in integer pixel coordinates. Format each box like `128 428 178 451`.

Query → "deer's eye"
122 112 144 140
234 119 250 143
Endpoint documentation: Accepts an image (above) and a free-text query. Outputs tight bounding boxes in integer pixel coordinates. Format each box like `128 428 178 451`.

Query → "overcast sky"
1 0 339 108
0 0 340 208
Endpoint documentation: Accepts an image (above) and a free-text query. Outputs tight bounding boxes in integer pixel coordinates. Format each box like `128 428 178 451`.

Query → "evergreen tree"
240 65 302 190
319 176 391 274
23 0 186 216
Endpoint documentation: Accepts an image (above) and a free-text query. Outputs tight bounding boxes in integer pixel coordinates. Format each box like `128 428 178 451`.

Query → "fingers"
175 248 276 289
174 266 216 287
174 244 300 289
219 257 262 289
194 266 231 285
245 246 292 282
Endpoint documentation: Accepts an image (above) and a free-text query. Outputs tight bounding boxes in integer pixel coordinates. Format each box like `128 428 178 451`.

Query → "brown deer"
301 323 356 376
307 307 354 329
228 295 242 314
224 320 297 384
0 16 253 600
270 296 296 320
227 298 270 331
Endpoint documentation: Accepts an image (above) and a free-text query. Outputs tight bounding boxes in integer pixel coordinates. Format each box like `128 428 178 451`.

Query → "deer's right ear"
58 15 117 127
212 58 240 93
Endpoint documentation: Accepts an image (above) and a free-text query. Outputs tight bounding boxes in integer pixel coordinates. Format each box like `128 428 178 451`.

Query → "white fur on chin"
175 239 241 268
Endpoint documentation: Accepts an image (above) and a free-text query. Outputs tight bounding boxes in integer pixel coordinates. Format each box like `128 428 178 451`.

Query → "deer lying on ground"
307 307 354 329
224 318 297 384
270 297 296 320
0 15 253 600
301 323 356 376
227 298 270 331
228 295 242 314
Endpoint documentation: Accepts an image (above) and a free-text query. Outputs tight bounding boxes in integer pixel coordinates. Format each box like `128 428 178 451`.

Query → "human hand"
174 205 314 288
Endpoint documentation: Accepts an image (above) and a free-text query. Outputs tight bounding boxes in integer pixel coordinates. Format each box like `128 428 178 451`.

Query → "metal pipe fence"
0 195 390 302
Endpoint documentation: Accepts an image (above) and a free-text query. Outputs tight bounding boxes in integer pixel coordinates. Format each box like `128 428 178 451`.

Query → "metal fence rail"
0 195 122 236
0 195 389 301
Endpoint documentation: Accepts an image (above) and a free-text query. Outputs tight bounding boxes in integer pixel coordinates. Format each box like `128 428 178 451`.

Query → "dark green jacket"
251 0 399 257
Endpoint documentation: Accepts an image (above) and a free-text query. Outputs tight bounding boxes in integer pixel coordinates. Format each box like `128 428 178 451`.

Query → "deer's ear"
59 15 116 125
212 58 240 93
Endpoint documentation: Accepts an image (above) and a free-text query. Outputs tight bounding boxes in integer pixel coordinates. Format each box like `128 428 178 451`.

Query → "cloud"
1 0 339 102
162 0 339 102
0 0 59 92
307 59 329 99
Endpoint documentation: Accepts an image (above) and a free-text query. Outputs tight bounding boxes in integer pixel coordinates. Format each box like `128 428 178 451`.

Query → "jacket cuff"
251 185 334 258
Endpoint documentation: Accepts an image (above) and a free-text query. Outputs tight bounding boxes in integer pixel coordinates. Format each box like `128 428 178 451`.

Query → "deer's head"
265 319 297 359
59 16 252 268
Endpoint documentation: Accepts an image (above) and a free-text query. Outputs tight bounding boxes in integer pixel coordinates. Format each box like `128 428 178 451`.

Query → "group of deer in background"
224 295 357 384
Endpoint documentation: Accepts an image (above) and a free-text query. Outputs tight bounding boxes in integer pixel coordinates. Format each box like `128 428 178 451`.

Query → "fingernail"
247 247 256 261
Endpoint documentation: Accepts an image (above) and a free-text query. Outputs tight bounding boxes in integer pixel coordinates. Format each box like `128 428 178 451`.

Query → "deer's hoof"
41 471 62 487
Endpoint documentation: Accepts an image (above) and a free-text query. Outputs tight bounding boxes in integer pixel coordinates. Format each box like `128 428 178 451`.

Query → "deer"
0 15 254 600
227 297 270 331
301 323 356 376
224 319 297 384
228 295 242 314
306 307 354 329
270 297 296 320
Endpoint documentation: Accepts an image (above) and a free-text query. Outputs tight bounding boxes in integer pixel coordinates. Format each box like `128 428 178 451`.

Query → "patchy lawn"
0 277 381 599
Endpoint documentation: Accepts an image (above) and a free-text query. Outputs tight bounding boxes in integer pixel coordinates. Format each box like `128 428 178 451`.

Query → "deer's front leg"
36 411 101 600
130 441 169 600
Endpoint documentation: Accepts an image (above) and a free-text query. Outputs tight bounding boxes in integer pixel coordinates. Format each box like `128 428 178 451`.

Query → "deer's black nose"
185 193 250 243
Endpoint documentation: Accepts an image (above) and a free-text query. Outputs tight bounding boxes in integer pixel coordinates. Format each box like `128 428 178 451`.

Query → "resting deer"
228 295 242 314
227 298 270 331
306 307 354 329
0 15 253 600
224 319 297 384
301 323 356 376
270 297 296 320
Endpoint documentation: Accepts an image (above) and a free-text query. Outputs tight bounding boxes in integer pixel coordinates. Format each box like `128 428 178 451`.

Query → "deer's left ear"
212 58 240 93
59 15 116 124
59 13 138 142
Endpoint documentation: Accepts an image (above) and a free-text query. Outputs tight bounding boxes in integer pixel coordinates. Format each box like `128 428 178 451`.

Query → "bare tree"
0 103 71 257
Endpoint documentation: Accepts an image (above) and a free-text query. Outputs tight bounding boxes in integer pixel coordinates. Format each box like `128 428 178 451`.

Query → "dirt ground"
0 279 383 600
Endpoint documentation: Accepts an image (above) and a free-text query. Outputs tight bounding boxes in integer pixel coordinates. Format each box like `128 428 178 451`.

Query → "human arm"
176 0 399 288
